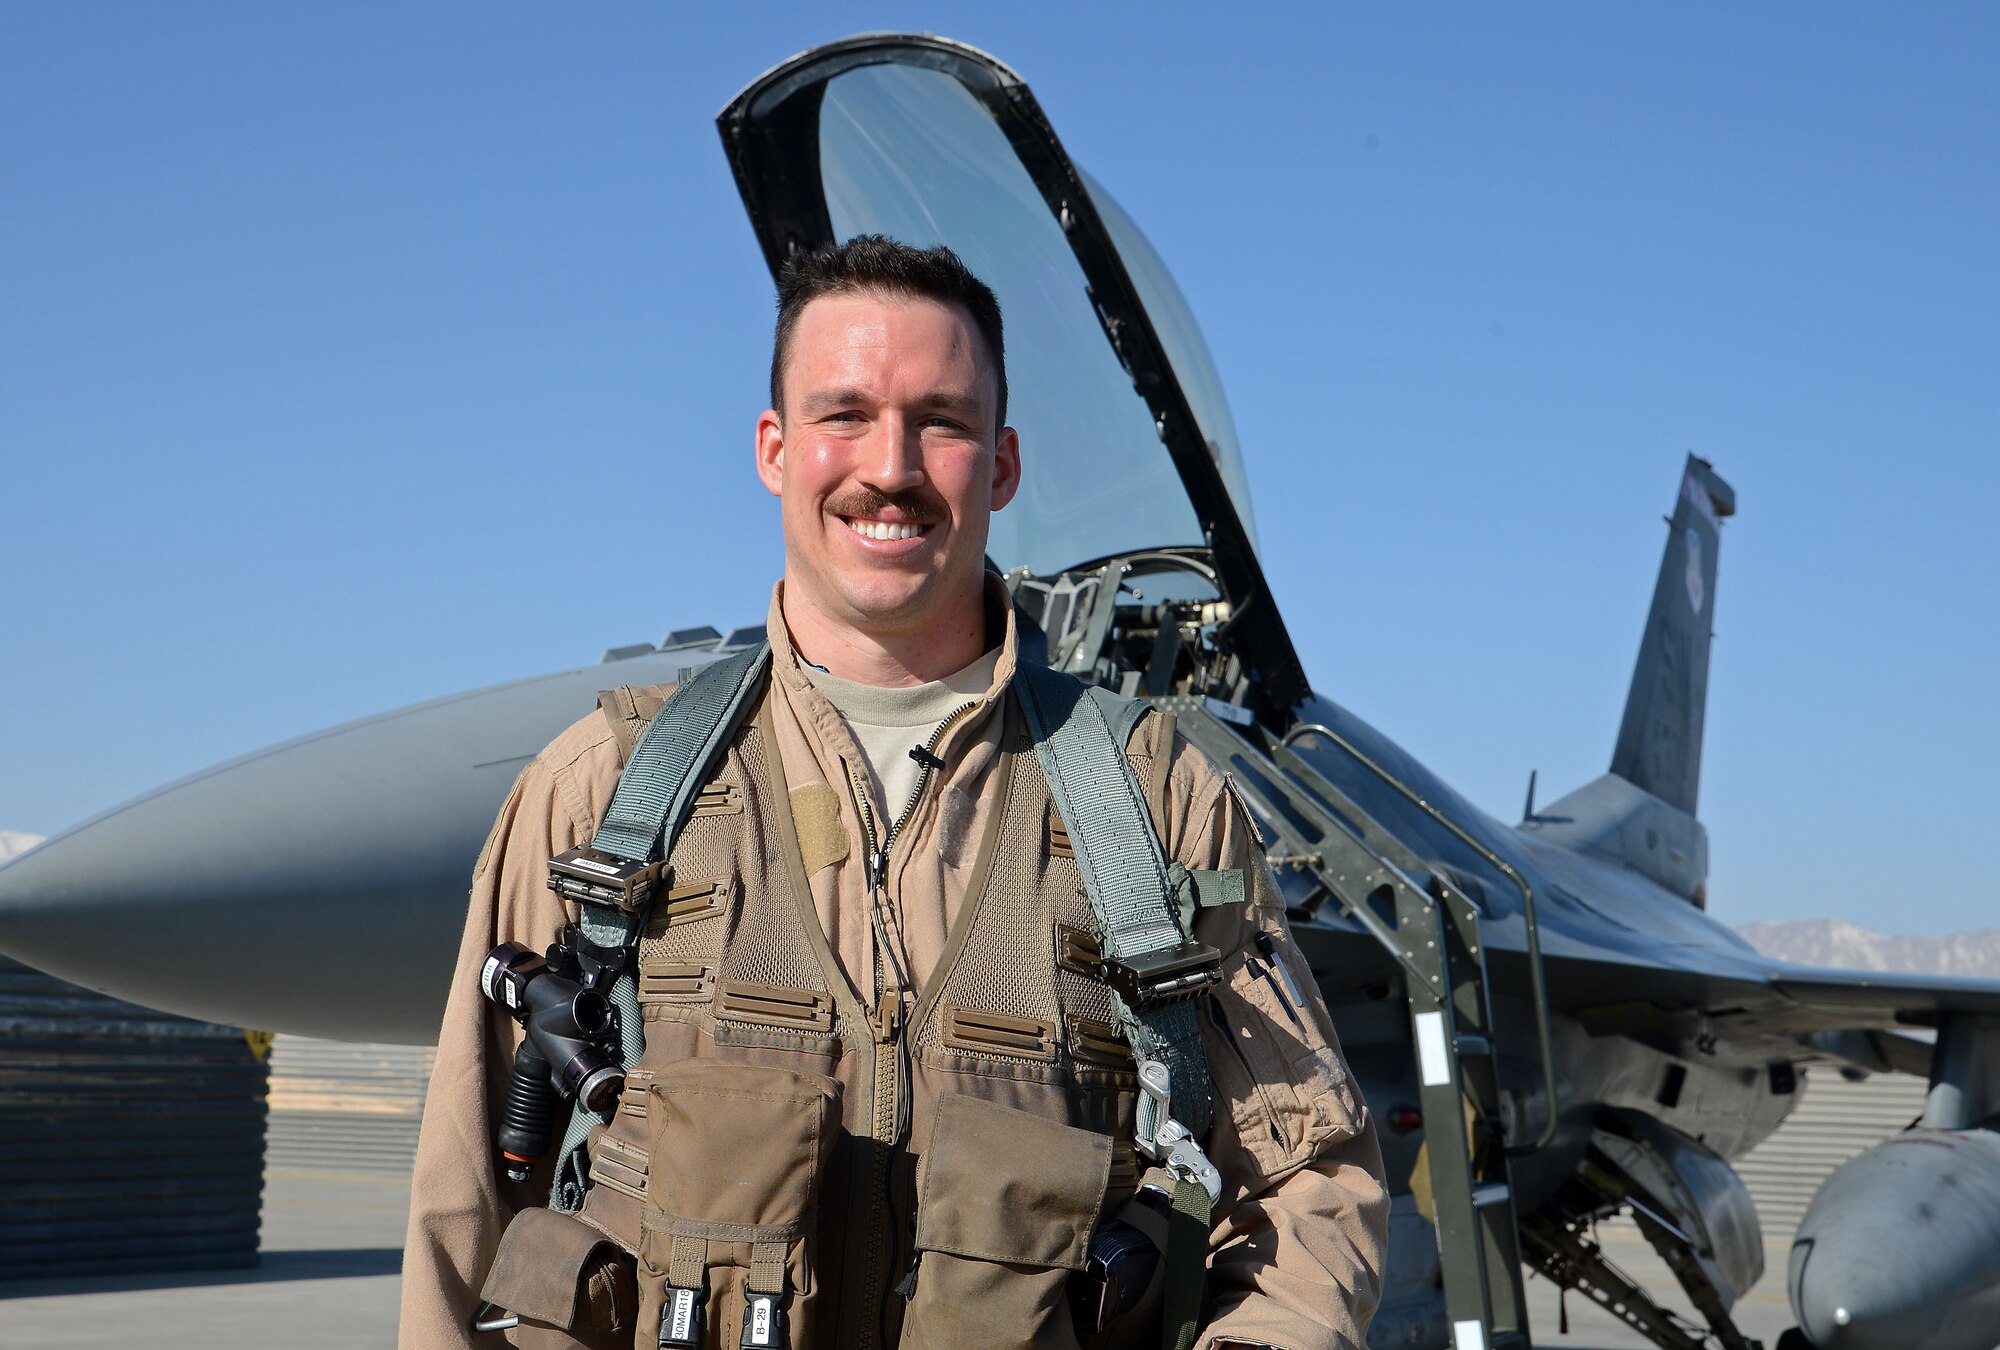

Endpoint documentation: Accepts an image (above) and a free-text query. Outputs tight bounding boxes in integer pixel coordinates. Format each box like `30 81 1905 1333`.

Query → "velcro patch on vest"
941 1005 1058 1062
590 1132 650 1202
788 782 850 876
645 879 728 933
1066 1015 1136 1070
639 960 714 1004
715 981 833 1034
937 782 976 870
688 781 743 819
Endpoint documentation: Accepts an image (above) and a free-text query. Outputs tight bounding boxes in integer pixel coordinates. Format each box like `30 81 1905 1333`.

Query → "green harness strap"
1164 1177 1211 1350
1015 661 1240 1350
547 642 771 1214
1016 665 1213 1136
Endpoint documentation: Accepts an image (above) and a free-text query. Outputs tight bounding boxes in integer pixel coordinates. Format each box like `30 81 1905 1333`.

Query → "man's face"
756 291 1020 641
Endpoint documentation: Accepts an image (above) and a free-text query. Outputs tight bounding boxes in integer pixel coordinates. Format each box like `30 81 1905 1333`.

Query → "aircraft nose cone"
0 736 500 1043
1789 1126 2000 1350
0 659 668 1042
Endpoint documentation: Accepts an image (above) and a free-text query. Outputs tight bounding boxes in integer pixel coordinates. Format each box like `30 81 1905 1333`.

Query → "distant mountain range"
0 831 42 864
1737 918 2000 978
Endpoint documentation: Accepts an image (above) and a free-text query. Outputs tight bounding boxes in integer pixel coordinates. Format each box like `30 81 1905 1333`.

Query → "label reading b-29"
741 1294 781 1348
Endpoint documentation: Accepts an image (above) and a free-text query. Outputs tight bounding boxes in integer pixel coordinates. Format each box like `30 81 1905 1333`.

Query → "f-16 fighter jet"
3 34 1996 1350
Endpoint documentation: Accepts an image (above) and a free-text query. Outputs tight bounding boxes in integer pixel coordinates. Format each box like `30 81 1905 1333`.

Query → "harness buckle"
547 846 664 913
1102 937 1222 1008
740 1293 786 1348
1135 1060 1223 1204
657 1284 705 1348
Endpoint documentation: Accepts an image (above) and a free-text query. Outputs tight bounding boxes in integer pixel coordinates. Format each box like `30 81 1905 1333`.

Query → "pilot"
399 235 1387 1350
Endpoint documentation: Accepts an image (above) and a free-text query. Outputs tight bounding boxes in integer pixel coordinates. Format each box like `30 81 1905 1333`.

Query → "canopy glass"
817 63 1256 574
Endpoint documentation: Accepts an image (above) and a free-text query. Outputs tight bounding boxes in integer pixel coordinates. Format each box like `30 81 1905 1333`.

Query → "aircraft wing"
1533 944 2000 1080
1719 964 2000 1077
1764 965 2000 1022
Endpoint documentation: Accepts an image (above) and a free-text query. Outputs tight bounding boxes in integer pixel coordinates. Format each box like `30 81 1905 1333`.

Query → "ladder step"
1471 1182 1513 1210
1454 1032 1492 1058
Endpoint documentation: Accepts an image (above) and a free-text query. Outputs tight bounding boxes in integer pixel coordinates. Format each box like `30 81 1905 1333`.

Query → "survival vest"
477 645 1241 1350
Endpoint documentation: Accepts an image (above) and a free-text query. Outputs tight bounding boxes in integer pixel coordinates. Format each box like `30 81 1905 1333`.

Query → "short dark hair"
771 235 1007 429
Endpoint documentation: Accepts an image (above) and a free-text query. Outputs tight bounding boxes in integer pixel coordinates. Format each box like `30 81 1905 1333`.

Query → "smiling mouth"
842 517 933 542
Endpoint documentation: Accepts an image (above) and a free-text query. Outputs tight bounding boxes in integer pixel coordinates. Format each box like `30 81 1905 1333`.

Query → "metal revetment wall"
0 955 268 1278
266 1035 434 1174
1734 1066 1929 1238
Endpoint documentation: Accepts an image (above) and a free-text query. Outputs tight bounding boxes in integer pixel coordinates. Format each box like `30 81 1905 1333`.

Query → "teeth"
847 519 924 542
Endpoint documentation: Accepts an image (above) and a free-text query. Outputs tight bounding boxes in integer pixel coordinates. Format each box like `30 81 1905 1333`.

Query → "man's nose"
858 413 927 492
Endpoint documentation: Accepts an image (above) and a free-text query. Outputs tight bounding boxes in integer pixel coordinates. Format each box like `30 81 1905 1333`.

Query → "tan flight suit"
400 582 1388 1350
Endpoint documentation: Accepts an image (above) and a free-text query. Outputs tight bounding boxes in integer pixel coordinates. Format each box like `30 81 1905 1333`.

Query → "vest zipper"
841 698 977 1349
869 699 978 889
844 698 981 991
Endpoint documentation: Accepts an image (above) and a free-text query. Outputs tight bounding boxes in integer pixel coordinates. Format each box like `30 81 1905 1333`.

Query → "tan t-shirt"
800 647 1002 830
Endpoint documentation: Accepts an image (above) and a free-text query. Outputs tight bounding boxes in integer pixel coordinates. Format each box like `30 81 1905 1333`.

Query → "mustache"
825 487 944 525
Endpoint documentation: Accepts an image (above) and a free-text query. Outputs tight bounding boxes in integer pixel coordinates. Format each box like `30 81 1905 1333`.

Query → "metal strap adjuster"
1102 937 1223 1008
546 846 664 913
1136 1059 1222 1203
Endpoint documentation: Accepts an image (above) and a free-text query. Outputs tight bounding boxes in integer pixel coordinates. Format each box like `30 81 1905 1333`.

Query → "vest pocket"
899 1094 1113 1350
634 1060 841 1349
478 1206 636 1349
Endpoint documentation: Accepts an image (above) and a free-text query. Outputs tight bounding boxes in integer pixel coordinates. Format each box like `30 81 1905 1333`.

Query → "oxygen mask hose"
497 1040 560 1182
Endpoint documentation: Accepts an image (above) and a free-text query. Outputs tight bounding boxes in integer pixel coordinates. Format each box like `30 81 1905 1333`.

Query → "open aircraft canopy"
719 35 1311 708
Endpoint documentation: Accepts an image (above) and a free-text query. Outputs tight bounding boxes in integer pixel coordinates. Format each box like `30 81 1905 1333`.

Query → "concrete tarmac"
0 1172 1799 1348
1522 1218 1799 1348
1 1169 409 1349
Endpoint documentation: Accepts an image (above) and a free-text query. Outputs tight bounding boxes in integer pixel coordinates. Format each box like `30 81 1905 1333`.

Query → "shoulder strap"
1103 686 1154 751
549 642 770 1213
1013 662 1214 1139
596 685 673 768
1016 662 1229 1350
591 642 771 864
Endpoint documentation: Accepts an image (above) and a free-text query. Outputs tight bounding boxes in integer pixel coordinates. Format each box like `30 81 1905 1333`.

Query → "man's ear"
990 425 1022 511
755 409 785 498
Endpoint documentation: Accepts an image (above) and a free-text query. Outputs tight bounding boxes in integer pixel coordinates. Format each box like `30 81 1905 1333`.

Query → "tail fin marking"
1609 456 1736 816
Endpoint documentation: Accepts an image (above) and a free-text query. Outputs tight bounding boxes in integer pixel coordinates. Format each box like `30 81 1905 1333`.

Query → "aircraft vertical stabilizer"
1610 456 1735 817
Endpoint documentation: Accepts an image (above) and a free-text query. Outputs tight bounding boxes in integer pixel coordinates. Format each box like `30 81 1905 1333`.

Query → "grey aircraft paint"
3 34 1997 1350
1611 457 1735 818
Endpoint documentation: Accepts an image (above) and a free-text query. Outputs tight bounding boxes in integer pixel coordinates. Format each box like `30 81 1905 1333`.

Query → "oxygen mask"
479 940 627 1183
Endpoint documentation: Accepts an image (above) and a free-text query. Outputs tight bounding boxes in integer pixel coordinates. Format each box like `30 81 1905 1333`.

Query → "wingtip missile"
1789 1125 2000 1350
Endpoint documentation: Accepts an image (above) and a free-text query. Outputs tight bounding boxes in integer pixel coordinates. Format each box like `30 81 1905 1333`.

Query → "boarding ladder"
1165 700 1558 1350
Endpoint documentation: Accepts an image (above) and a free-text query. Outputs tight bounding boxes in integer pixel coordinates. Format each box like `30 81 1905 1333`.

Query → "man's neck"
780 581 989 688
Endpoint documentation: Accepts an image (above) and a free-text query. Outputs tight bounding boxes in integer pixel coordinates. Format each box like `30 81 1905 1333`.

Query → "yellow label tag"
242 1029 275 1061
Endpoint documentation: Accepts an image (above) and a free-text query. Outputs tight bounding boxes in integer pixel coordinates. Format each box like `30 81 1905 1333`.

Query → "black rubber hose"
497 1040 559 1182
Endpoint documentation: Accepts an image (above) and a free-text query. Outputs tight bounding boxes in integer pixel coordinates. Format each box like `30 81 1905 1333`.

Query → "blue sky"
3 6 1995 933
